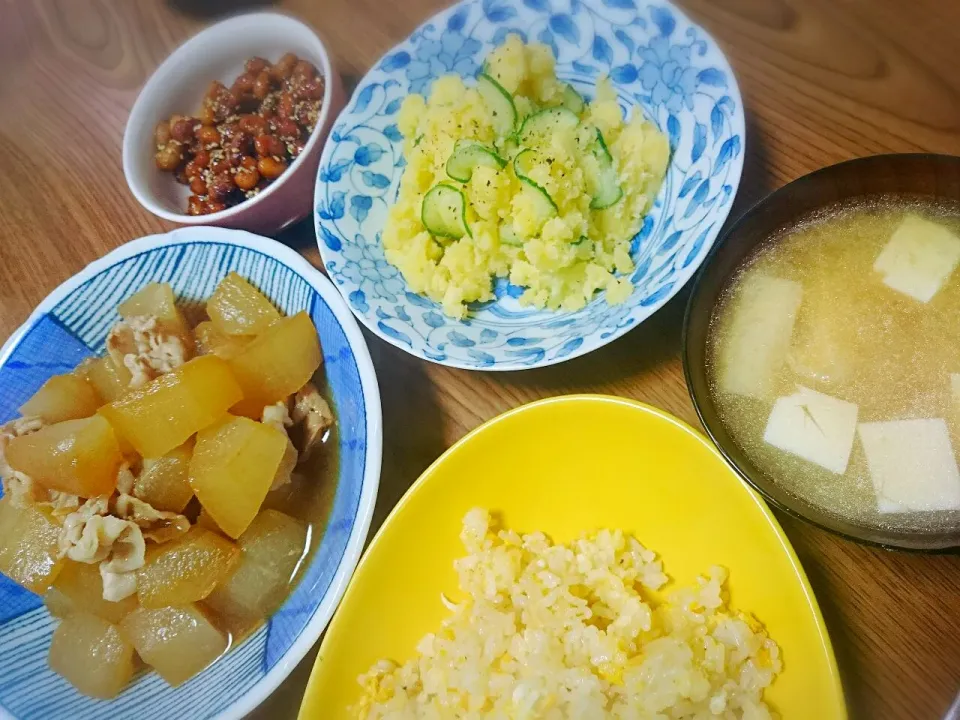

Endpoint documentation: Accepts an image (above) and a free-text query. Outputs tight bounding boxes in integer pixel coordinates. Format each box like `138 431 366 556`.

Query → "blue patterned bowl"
314 0 745 370
0 228 382 719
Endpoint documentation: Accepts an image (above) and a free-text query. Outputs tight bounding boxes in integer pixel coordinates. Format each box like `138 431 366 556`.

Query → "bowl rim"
122 11 336 225
300 394 845 718
0 226 384 719
682 152 960 552
312 0 746 372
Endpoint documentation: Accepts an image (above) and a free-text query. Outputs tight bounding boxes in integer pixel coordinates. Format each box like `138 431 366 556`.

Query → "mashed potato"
355 509 782 719
383 36 669 318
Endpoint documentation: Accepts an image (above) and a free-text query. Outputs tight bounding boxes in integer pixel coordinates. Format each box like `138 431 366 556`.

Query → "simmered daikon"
99 355 243 458
20 373 100 423
134 441 194 513
5 416 123 497
137 527 240 608
49 614 134 699
206 272 281 336
0 273 338 698
189 415 289 539
118 281 192 343
205 509 307 631
120 605 227 687
0 499 63 593
81 356 132 403
45 560 138 624
228 312 322 417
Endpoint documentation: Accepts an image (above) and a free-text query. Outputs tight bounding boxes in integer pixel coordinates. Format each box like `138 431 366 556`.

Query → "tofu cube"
786 285 855 387
763 386 859 474
858 418 960 513
873 215 960 303
718 274 803 400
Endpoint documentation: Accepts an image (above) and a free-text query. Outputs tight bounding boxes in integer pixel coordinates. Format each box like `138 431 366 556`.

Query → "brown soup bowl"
682 153 960 551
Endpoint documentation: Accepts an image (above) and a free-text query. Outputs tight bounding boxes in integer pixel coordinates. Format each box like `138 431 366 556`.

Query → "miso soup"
707 198 960 532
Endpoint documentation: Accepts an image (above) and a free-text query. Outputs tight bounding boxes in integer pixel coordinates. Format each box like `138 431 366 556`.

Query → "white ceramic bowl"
0 227 381 719
123 13 345 235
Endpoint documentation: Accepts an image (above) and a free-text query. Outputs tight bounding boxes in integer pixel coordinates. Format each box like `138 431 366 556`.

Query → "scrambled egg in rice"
356 509 782 719
383 36 670 318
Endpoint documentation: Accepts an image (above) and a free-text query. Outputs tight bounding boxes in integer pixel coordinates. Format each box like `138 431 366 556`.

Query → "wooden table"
2 0 959 717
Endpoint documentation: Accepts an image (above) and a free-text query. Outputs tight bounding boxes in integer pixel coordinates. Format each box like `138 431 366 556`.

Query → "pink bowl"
122 12 344 235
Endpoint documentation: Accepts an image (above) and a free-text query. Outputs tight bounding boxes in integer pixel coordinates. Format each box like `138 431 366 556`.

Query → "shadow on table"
776 512 861 713
276 217 320 256
502 283 691 395
722 109 779 232
167 0 276 19
365 332 446 532
246 640 319 719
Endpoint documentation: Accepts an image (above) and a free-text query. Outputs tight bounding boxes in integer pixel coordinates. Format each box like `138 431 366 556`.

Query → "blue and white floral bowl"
0 228 382 720
314 0 745 370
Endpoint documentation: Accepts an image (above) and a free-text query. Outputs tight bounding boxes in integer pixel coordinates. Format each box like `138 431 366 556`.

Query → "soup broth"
261 390 338 587
707 198 960 532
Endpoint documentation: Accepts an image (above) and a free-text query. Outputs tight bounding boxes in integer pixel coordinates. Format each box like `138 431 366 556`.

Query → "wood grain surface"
2 0 959 717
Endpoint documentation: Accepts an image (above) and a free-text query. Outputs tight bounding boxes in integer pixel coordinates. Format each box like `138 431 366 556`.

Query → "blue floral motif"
483 0 517 22
405 32 483 94
383 124 403 142
314 0 745 370
317 190 346 221
423 311 446 328
354 144 383 166
349 289 369 312
338 233 405 303
362 171 391 189
350 195 373 223
638 35 697 113
380 51 411 72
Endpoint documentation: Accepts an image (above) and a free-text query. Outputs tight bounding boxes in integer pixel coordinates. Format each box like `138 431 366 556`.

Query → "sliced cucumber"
514 167 558 228
445 139 506 182
477 73 517 138
586 128 623 210
499 132 520 159
512 148 539 179
518 106 579 147
499 221 524 247
519 177 559 226
588 163 623 209
594 128 612 160
513 149 559 220
561 84 585 115
421 183 471 240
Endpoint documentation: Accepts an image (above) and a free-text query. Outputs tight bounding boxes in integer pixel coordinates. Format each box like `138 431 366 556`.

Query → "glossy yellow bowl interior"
300 395 846 719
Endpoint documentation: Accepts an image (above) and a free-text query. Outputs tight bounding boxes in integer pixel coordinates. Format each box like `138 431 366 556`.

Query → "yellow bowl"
300 395 846 718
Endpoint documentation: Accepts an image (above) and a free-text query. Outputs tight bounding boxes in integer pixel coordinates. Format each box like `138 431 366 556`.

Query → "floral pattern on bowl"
314 0 745 370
